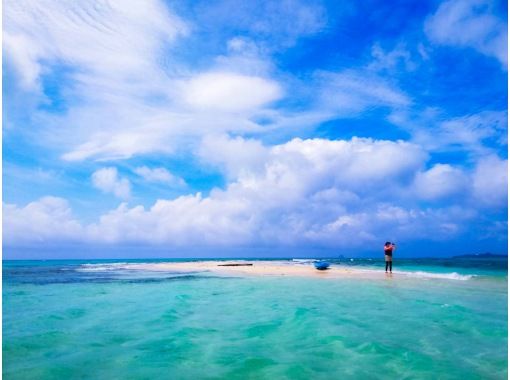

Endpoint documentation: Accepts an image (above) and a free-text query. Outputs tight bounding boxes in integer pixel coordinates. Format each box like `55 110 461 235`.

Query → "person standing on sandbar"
384 242 395 273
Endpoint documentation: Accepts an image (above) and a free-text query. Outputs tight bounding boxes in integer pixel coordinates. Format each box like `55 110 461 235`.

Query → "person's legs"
389 261 392 272
385 261 389 272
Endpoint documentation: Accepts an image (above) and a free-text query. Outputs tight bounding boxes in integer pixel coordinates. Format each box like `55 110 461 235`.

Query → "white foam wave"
333 266 475 281
292 259 315 264
76 263 136 272
397 270 474 281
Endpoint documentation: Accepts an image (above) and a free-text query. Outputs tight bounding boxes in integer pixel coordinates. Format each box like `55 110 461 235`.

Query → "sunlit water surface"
3 258 507 379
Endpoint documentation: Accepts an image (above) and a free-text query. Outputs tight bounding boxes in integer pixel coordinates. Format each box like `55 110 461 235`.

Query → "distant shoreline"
452 253 508 259
2 254 508 262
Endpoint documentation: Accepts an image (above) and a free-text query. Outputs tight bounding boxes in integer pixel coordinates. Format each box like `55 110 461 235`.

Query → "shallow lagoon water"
3 259 507 379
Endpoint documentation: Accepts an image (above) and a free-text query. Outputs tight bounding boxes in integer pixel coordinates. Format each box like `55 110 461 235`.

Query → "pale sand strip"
122 261 389 279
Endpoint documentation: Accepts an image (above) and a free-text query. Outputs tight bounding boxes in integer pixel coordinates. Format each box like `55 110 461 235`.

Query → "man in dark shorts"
384 242 395 273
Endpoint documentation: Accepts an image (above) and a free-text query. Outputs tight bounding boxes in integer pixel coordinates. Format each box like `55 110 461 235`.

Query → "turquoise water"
3 258 508 379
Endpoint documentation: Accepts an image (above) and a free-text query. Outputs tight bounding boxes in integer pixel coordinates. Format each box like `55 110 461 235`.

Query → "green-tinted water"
3 261 507 379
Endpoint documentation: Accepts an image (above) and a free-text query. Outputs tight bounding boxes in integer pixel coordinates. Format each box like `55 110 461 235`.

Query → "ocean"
3 257 507 379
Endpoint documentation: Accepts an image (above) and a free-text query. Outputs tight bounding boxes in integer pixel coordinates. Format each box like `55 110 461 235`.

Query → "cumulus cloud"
2 1 506 256
3 197 83 245
413 164 468 201
425 0 507 67
7 137 485 248
198 134 268 179
92 167 131 199
134 166 186 186
472 155 508 207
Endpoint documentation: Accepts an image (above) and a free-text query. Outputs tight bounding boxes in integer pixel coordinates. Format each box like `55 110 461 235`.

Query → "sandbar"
122 261 391 279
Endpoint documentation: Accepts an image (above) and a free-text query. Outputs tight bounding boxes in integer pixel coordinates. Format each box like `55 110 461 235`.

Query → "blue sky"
3 0 508 258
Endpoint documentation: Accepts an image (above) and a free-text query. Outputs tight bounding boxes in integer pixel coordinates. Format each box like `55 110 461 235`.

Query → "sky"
3 0 508 259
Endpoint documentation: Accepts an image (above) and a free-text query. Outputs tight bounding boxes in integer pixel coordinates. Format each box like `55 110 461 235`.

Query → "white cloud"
87 194 253 245
317 70 411 115
3 33 44 91
4 0 187 91
274 137 426 187
92 167 131 199
198 134 268 179
8 138 472 247
4 1 418 165
4 1 294 162
425 0 507 67
182 72 283 112
435 111 508 150
3 2 506 254
3 0 195 161
193 0 326 49
214 37 274 76
61 120 177 161
57 102 270 161
248 0 326 42
368 43 417 72
390 109 508 155
3 197 83 245
134 166 185 186
413 164 468 201
472 155 508 207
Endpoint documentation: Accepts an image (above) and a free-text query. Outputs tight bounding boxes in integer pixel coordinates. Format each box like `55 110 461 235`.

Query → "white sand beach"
123 261 382 279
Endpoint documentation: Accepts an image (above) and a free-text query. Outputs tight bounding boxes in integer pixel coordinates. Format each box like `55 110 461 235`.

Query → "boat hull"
314 261 330 270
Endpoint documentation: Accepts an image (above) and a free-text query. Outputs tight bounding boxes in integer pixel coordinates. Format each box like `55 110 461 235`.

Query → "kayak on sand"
314 261 330 270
